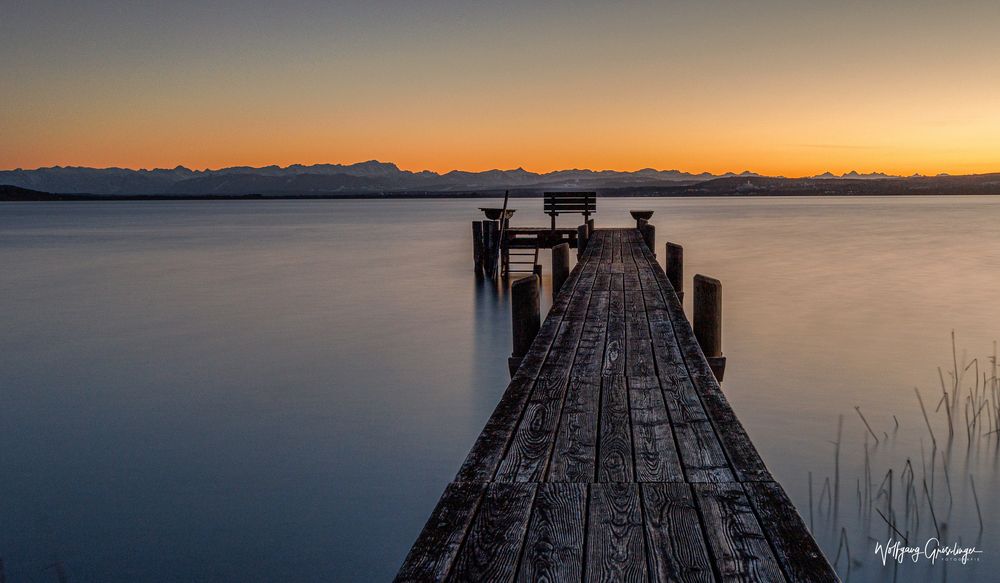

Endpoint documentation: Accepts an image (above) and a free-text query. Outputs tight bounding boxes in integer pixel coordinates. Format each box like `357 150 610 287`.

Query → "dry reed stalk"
855 406 879 444
915 387 937 448
970 474 984 533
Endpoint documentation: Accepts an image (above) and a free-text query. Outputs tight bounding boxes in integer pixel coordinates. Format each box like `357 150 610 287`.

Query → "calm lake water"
2 196 999 582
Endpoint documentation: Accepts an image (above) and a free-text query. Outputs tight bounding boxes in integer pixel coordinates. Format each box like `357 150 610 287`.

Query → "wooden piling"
694 274 726 381
509 274 540 376
586 218 595 235
483 220 499 278
472 221 484 274
666 242 683 300
641 223 656 255
551 243 570 299
577 224 588 258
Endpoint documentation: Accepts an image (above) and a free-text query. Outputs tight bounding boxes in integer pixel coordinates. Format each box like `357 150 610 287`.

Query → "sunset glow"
4 1 1000 176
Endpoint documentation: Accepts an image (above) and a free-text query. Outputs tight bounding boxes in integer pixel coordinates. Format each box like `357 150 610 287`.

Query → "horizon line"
0 160 980 179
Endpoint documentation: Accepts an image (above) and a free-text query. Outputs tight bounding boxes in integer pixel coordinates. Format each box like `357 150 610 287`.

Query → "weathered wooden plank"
649 320 710 423
395 482 486 582
548 376 600 482
659 367 710 424
593 273 612 291
693 483 787 583
640 247 773 483
566 282 594 320
586 483 648 583
516 483 587 582
744 482 837 583
623 271 641 290
612 230 624 263
449 483 537 582
572 291 609 378
626 335 656 377
673 419 735 483
456 250 592 482
548 288 609 481
603 288 626 375
623 289 646 313
598 374 634 482
641 483 715 583
628 376 684 482
715 418 773 482
624 288 650 347
631 241 760 482
455 374 544 482
496 319 587 482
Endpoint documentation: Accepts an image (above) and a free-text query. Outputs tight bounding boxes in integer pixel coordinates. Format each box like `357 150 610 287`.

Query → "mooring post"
483 220 499 278
472 221 484 274
586 218 595 235
576 224 588 258
666 242 683 301
642 223 656 256
509 274 541 376
694 274 726 381
552 243 570 299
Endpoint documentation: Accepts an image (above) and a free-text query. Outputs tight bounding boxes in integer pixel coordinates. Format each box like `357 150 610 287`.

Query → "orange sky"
4 1 1000 177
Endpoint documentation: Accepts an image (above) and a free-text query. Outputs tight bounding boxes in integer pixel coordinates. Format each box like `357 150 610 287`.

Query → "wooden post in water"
509 275 540 376
666 242 683 301
472 221 484 274
694 274 726 381
552 243 570 299
576 224 588 258
483 220 499 278
641 223 656 256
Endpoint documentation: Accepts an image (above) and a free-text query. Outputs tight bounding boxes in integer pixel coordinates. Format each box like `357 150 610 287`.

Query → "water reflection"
1 197 998 582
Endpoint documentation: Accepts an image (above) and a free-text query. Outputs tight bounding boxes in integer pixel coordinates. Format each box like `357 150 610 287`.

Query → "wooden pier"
397 228 836 582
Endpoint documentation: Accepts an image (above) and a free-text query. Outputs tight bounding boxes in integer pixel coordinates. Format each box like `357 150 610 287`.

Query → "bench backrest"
543 191 596 229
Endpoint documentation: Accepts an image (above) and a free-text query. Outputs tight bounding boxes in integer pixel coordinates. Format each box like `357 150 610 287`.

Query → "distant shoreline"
4 189 1000 202
6 169 1000 200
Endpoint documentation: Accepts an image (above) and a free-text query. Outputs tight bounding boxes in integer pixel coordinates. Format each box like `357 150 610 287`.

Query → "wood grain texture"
517 483 587 582
693 483 787 583
636 239 772 483
449 483 537 582
598 374 634 483
394 482 486 582
641 483 715 583
496 319 586 482
603 288 626 375
673 419 735 483
628 376 684 482
456 252 588 482
744 482 838 583
586 483 648 583
548 375 600 483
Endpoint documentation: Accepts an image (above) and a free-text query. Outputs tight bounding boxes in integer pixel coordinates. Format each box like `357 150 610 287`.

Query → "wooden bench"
544 191 596 229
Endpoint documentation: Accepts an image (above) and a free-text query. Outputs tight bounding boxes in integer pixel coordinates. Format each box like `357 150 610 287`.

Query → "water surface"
2 197 998 581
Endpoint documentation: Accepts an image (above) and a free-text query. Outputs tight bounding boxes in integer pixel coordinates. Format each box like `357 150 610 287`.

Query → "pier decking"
396 229 836 582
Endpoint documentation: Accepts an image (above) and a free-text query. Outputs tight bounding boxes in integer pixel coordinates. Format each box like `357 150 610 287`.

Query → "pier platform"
396 229 836 582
